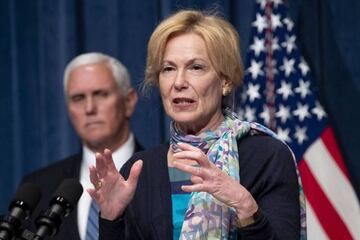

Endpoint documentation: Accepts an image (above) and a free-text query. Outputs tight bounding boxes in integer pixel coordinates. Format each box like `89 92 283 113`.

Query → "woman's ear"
222 79 233 96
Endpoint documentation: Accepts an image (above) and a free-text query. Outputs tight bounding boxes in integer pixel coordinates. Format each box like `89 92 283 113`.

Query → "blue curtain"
1 0 359 212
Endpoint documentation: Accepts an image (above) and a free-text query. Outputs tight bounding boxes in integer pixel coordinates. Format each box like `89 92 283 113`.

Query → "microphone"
0 182 41 240
34 178 83 240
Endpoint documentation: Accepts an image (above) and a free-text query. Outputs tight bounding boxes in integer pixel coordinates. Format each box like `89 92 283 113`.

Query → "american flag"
237 0 360 239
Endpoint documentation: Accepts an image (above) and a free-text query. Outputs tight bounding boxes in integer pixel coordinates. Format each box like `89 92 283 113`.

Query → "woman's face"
159 32 225 134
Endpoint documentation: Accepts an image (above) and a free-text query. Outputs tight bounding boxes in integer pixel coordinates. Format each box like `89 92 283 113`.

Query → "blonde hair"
145 10 244 93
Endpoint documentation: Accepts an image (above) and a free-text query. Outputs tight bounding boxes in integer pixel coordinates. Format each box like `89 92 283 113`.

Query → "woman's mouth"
173 97 195 105
172 97 196 111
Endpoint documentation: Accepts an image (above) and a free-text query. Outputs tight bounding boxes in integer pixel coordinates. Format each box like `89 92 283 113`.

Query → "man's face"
66 63 136 151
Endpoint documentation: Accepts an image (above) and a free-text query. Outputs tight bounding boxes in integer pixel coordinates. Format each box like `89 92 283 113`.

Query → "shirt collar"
82 133 135 173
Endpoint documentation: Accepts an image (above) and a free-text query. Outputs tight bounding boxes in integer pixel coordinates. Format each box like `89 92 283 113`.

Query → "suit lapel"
134 137 144 153
59 154 82 240
151 145 173 239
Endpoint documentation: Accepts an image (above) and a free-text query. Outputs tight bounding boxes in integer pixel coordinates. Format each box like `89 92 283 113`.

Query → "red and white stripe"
298 127 360 239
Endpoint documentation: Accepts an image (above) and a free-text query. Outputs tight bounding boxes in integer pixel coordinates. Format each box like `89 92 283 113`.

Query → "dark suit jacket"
100 135 301 240
21 139 143 240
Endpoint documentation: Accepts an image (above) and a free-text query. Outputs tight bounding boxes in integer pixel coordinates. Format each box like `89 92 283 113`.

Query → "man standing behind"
21 52 142 240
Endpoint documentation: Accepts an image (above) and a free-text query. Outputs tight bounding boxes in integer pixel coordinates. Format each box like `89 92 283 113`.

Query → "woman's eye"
190 64 204 70
162 66 174 72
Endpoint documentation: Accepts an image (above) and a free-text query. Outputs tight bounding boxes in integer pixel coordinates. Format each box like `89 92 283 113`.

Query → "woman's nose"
174 70 188 90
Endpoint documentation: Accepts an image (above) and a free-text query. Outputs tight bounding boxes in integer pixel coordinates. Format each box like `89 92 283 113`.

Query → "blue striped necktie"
85 200 99 240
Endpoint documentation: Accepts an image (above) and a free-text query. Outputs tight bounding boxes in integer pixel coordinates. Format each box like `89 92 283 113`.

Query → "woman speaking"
88 10 305 240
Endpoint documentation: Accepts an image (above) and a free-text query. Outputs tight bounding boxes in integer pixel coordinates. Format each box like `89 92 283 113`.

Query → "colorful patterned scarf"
170 109 306 240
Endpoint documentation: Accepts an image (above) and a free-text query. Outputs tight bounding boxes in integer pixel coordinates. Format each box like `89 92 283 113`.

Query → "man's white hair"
63 52 131 96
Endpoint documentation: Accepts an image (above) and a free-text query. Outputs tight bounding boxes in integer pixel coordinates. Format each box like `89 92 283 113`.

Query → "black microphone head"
50 179 83 210
10 182 41 216
34 179 83 238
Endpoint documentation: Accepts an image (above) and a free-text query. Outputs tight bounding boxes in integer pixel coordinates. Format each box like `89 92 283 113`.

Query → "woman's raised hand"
87 149 143 220
172 143 258 221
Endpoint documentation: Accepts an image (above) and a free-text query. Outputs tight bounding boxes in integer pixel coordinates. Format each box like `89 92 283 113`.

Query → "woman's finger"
190 175 203 184
95 152 108 178
176 142 200 152
181 183 205 193
173 150 211 168
127 160 143 186
89 165 100 186
103 148 117 171
173 160 203 177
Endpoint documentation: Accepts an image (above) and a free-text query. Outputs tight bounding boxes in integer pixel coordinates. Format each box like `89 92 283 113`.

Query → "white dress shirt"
77 133 135 240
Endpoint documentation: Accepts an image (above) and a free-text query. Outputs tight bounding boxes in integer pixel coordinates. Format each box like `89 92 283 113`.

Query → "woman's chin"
171 115 198 125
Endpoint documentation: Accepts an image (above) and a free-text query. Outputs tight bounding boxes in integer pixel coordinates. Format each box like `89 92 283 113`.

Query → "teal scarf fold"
170 109 306 240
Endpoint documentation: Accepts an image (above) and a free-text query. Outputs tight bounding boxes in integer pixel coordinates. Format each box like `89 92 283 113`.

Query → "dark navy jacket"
100 134 300 240
21 140 143 240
